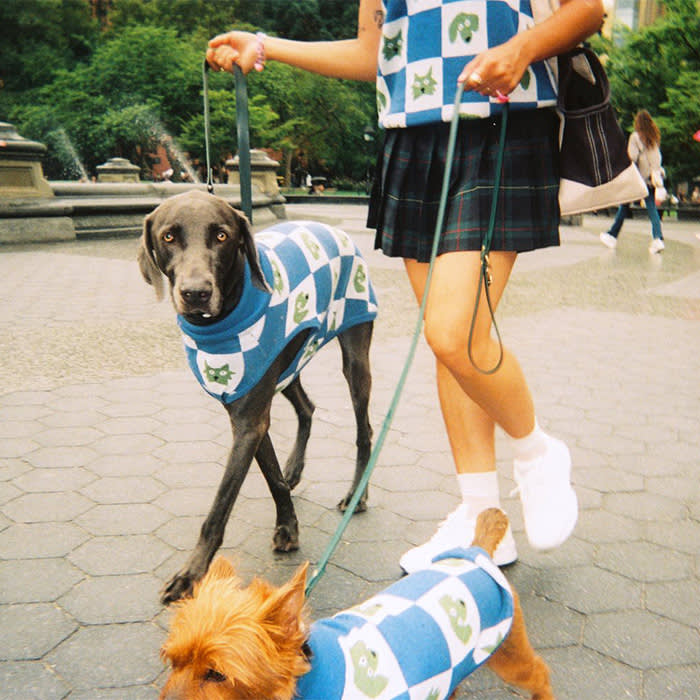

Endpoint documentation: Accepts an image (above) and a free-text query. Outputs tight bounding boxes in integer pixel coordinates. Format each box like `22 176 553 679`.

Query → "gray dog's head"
138 190 270 322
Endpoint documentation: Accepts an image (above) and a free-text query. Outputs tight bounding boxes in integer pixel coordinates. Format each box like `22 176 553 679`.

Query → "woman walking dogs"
207 0 605 570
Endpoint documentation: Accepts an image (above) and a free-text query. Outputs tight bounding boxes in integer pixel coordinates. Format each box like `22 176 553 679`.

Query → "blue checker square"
377 606 452 686
406 8 441 62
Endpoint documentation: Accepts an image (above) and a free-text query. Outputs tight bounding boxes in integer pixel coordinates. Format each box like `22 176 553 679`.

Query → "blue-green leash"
304 85 509 595
202 59 253 223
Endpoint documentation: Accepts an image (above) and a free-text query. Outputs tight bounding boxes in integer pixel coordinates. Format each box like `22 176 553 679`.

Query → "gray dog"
138 190 377 604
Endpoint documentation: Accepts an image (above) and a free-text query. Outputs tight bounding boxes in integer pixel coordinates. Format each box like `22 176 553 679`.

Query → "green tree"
9 24 204 178
597 0 700 187
0 0 99 99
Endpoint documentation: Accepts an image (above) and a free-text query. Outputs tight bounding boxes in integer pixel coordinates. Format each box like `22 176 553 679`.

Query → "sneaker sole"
400 525 519 573
493 527 518 566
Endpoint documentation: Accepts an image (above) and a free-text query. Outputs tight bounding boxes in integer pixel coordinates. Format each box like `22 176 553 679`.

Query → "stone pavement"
0 202 699 699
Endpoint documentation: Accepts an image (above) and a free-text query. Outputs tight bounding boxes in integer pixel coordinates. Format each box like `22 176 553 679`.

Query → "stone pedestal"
0 121 53 199
96 157 141 183
0 122 75 242
226 149 281 197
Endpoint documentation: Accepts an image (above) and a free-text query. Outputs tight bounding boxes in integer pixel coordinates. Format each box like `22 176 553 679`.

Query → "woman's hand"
206 31 258 73
458 39 531 98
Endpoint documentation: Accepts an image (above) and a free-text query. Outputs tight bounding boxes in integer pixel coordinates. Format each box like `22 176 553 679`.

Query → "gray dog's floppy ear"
138 212 165 301
231 204 271 293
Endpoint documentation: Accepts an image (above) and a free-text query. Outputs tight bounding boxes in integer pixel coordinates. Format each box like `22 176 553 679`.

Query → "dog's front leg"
160 411 269 605
255 431 299 551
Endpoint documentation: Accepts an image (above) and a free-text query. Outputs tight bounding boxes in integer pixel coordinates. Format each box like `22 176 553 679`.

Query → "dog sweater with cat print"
177 221 377 404
295 547 513 700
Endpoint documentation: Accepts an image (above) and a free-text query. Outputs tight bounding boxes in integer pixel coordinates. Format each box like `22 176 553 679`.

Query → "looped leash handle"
201 59 254 222
202 59 215 194
467 101 508 376
234 66 253 223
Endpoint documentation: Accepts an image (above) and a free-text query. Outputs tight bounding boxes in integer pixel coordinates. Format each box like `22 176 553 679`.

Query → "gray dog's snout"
180 284 212 304
178 274 214 305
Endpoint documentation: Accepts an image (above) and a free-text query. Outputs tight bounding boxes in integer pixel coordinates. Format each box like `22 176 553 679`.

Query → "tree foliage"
593 0 700 187
1 0 376 183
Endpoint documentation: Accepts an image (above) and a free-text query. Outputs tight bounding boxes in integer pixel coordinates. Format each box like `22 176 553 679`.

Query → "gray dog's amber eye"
162 231 175 243
216 231 228 242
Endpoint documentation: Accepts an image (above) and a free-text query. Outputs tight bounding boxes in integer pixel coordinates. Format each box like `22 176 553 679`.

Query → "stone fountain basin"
0 181 285 244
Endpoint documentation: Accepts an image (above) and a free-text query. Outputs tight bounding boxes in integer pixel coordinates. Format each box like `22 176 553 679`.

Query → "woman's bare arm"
206 0 383 82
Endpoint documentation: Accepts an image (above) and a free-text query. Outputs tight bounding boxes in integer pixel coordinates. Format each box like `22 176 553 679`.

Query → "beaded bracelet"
254 32 266 72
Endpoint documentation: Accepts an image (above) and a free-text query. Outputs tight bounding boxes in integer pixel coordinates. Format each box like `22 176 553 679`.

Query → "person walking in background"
207 0 604 571
600 110 666 254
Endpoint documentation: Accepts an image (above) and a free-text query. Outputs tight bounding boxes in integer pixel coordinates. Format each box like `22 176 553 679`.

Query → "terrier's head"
160 557 310 700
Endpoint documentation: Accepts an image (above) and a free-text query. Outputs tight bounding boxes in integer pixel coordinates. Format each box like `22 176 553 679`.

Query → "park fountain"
0 122 286 244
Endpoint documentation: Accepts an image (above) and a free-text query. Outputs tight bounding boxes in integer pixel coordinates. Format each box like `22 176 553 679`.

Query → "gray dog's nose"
180 283 212 305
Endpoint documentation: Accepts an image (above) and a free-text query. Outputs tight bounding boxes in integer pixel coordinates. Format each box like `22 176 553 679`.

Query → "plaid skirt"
367 108 561 262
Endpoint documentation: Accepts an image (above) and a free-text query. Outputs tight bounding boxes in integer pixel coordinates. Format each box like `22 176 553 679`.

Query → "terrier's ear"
266 562 308 634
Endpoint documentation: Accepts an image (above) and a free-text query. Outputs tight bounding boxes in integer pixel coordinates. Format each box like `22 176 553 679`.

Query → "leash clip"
481 249 493 286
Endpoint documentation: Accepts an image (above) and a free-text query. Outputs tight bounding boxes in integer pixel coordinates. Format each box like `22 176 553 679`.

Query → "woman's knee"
423 316 492 376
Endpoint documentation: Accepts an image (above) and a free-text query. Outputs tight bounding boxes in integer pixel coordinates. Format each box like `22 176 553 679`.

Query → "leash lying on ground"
199 64 508 595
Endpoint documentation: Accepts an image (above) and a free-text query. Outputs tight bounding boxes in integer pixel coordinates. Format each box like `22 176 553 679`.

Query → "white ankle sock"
456 471 500 514
511 420 549 465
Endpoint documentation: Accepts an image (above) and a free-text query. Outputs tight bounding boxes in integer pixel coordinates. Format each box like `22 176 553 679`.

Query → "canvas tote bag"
530 0 648 215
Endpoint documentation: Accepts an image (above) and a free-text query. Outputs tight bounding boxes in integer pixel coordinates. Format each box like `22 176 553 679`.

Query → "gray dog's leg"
337 321 374 512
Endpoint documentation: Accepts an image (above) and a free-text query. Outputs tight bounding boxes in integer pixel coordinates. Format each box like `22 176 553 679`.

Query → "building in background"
605 0 664 31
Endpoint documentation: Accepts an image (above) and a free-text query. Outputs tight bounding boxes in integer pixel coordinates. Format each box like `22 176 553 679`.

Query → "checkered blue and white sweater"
377 0 558 127
296 547 514 700
177 221 378 405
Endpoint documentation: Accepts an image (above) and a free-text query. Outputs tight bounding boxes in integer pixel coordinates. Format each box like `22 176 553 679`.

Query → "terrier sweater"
296 547 513 700
177 221 377 404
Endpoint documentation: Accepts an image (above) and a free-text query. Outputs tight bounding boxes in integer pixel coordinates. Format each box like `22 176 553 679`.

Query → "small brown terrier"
160 509 554 700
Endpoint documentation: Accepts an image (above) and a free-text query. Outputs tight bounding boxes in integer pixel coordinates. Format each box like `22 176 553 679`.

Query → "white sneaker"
649 238 665 253
599 232 617 249
399 503 518 574
513 436 578 550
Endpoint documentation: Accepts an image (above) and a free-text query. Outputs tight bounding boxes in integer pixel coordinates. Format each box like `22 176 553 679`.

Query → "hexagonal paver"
603 492 685 522
584 610 700 668
536 565 642 614
0 558 83 604
33 426 103 448
2 491 93 522
59 574 162 624
646 579 700 626
0 660 70 699
0 522 88 559
80 476 165 504
88 454 163 477
644 665 700 700
68 534 173 575
0 438 40 459
596 541 692 582
12 466 94 493
542 646 643 700
0 603 77 660
25 446 97 469
46 623 163 689
76 503 170 535
90 434 164 456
